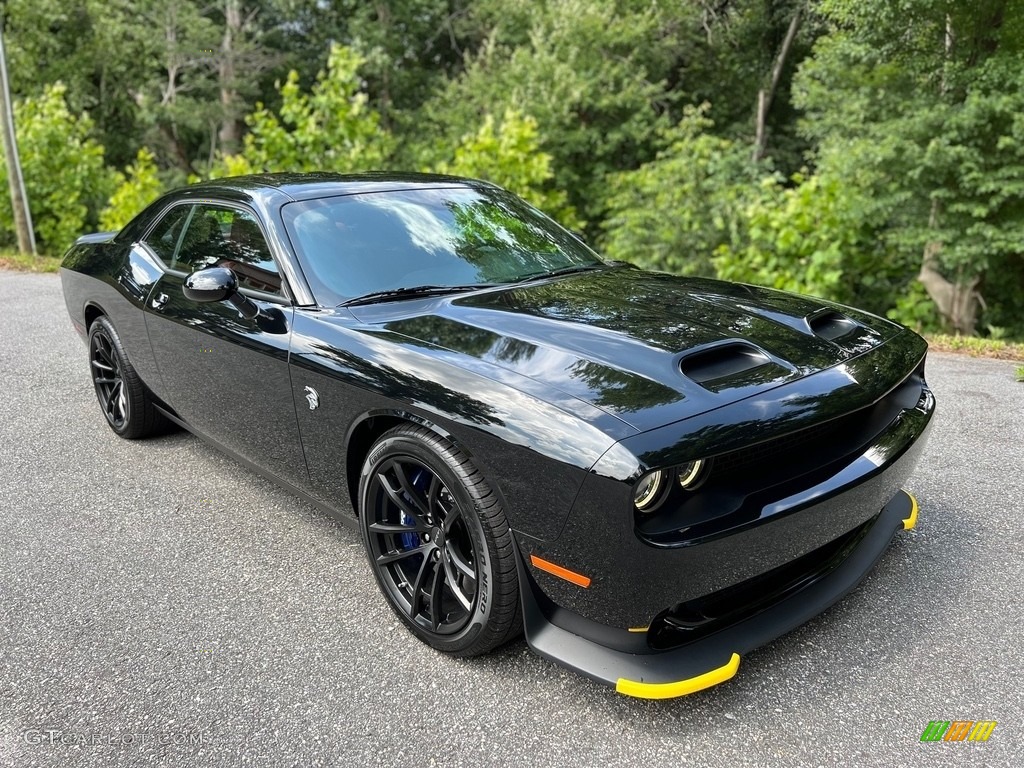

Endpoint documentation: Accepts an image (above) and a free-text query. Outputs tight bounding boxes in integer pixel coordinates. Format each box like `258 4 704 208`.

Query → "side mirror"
183 267 259 320
183 267 238 303
182 267 288 333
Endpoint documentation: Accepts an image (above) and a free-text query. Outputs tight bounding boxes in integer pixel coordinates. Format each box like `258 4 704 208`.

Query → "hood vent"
807 310 859 342
806 308 884 354
679 342 772 385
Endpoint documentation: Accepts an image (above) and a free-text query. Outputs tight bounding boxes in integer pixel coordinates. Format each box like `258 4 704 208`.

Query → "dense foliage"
0 0 1021 337
0 84 113 251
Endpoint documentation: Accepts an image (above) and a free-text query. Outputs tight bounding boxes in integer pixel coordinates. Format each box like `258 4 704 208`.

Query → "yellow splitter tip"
901 491 919 530
615 653 741 699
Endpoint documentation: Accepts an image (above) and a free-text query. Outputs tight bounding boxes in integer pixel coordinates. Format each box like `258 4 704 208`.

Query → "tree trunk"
917 255 981 335
218 0 243 154
160 123 196 176
753 4 803 163
917 200 981 335
375 1 392 130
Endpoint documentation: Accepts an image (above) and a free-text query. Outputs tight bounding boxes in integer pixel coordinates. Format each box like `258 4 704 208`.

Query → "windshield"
281 186 604 306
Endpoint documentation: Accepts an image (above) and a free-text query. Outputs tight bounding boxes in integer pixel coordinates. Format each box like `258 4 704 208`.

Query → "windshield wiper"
340 265 605 306
512 263 605 283
340 284 495 307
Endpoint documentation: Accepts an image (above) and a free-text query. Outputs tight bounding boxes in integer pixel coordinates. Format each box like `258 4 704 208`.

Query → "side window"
176 205 284 296
143 205 193 266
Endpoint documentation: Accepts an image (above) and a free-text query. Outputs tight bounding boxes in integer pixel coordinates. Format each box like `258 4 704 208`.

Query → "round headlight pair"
633 459 709 512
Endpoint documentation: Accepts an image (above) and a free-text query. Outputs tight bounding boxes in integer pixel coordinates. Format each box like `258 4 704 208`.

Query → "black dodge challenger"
60 173 934 699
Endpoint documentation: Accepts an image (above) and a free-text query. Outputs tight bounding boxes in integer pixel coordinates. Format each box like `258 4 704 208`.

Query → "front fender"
288 309 622 540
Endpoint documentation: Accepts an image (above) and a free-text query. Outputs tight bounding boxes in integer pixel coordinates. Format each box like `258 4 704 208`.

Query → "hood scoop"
806 309 883 354
808 309 859 341
678 341 793 392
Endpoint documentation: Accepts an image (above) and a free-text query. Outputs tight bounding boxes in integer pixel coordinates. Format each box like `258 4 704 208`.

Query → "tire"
358 424 522 656
87 316 169 439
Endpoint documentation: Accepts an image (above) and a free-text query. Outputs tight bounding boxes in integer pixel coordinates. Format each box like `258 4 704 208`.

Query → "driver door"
142 201 308 490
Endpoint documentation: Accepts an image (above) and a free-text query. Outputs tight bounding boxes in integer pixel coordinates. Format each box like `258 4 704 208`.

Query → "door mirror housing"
183 267 237 303
183 267 259 320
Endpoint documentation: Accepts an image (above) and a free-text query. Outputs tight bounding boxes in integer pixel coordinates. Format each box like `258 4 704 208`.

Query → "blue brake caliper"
399 468 428 550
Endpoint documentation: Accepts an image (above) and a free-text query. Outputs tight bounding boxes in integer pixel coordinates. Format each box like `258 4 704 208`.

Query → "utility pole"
0 8 35 255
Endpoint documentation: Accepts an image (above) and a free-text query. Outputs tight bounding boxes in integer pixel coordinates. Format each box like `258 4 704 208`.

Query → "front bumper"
513 335 933 697
517 490 919 699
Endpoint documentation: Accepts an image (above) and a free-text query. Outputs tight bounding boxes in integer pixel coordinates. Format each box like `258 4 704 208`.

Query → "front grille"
635 369 926 547
711 410 864 478
646 513 879 650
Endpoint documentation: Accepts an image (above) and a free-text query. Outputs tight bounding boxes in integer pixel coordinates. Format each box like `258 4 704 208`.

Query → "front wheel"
358 425 521 656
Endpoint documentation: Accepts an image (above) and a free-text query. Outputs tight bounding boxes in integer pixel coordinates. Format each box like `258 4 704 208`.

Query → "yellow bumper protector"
616 653 740 700
902 491 919 530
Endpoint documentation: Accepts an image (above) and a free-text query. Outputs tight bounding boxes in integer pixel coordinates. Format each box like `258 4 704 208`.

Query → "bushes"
100 148 164 232
600 106 754 276
0 83 114 252
432 109 580 229
228 45 392 175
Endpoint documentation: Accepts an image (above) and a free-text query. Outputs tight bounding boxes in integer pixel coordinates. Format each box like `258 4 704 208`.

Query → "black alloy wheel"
87 316 169 439
90 325 129 430
359 425 521 656
368 456 478 635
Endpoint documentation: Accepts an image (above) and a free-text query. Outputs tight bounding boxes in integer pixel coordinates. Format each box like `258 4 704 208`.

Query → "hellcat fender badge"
304 386 320 411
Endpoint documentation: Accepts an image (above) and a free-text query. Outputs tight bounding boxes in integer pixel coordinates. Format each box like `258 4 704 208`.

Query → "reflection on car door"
143 202 308 489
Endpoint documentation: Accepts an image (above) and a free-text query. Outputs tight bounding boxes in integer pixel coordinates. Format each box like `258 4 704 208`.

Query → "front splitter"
516 489 918 699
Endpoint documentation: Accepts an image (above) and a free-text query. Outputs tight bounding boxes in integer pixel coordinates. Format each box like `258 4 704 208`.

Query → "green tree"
227 44 392 173
794 0 1024 334
712 171 909 314
600 106 756 275
433 110 579 227
0 83 114 252
100 148 166 231
3 0 148 167
679 0 822 174
413 0 691 228
4 0 226 172
342 0 472 125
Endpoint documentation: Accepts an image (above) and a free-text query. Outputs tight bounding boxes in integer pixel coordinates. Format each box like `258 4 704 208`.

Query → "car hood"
364 265 908 433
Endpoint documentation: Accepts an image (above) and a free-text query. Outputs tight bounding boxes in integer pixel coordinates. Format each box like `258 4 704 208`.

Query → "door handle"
151 292 169 310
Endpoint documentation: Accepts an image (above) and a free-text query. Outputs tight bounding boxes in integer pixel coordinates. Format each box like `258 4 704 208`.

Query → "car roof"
186 172 495 203
117 172 501 248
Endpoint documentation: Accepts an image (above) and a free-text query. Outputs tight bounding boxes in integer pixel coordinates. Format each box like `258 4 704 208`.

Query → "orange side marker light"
530 554 592 588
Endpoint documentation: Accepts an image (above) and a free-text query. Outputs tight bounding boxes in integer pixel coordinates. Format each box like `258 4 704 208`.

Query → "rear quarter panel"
60 240 164 398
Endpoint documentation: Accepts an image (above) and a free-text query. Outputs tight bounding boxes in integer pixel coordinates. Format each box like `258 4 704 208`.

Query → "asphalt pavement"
0 269 1021 767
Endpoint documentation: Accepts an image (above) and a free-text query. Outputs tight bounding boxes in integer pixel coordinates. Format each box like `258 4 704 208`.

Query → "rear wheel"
88 316 169 439
358 424 521 656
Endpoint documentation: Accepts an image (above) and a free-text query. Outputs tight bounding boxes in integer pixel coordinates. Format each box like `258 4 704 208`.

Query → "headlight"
634 470 669 512
676 459 708 490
